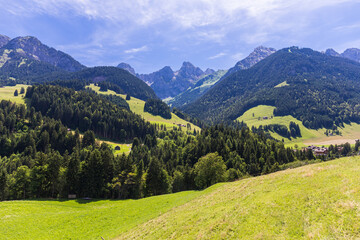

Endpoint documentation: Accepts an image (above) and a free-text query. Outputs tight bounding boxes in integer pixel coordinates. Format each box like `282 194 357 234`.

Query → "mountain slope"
119 62 206 99
325 47 360 62
221 46 276 79
1 36 85 72
167 70 227 107
118 156 360 239
169 46 276 108
184 47 360 129
0 34 10 48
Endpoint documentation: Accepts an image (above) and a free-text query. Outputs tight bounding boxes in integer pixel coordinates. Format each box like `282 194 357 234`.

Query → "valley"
1 23 360 240
1 156 359 239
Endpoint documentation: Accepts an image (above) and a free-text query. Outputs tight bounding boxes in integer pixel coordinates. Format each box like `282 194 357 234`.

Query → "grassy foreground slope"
237 105 360 147
0 187 220 240
118 156 360 239
88 84 200 132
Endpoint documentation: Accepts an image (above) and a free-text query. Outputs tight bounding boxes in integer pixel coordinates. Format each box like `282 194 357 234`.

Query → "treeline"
144 99 172 119
25 85 155 142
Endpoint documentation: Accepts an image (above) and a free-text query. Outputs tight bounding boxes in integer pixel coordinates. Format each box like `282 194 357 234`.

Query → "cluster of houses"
304 145 346 156
304 145 329 156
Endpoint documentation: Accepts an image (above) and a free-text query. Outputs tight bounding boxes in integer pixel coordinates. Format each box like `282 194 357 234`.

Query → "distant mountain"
221 46 276 80
204 68 215 75
168 46 276 108
117 62 135 75
0 35 86 85
166 70 227 108
342 48 360 62
324 47 360 62
118 61 206 99
184 47 360 129
0 35 10 48
2 36 85 72
324 48 340 57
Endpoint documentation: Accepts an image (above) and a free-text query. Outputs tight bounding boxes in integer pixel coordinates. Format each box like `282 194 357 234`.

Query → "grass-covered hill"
183 47 360 129
1 156 359 239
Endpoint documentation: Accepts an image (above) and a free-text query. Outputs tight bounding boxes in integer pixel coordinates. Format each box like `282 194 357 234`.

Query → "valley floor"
1 156 360 239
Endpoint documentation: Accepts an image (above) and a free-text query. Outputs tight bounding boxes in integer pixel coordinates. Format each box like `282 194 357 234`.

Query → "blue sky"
1 0 360 73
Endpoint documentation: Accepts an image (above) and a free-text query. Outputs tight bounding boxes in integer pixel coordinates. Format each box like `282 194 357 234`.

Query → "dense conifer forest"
0 83 356 200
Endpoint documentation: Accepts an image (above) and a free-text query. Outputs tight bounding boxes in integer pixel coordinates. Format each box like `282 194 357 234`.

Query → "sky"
1 0 360 73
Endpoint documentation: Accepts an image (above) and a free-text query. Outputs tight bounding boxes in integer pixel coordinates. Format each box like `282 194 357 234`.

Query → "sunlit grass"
118 156 360 239
0 187 220 240
0 84 29 105
237 105 360 147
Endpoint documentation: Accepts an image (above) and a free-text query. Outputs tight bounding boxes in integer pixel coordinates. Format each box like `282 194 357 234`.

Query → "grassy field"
237 105 360 147
0 84 29 104
118 156 360 239
0 187 220 240
2 156 359 239
88 84 200 132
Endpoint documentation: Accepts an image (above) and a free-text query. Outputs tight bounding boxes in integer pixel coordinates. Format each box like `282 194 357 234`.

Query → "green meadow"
1 156 360 239
88 84 200 132
0 84 29 104
119 156 360 239
237 105 360 147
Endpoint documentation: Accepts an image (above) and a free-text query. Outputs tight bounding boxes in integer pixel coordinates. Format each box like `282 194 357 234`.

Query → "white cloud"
124 45 148 54
208 52 226 60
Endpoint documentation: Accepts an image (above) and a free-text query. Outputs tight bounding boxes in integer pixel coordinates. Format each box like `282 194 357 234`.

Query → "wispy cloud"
124 45 149 54
208 52 226 60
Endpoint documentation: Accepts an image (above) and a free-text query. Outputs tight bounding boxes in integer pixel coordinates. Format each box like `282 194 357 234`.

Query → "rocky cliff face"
0 35 10 48
325 48 360 63
1 36 85 72
223 46 276 79
342 48 360 62
324 48 340 57
117 61 207 99
117 62 136 75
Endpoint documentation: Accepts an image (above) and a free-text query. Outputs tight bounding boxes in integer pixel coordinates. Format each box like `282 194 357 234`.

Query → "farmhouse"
263 116 269 120
304 145 329 156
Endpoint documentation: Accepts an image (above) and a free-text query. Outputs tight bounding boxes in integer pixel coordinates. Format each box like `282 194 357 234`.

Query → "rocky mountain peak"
342 48 360 62
2 36 85 72
204 68 215 75
325 48 340 57
177 61 204 80
117 62 136 75
0 34 10 48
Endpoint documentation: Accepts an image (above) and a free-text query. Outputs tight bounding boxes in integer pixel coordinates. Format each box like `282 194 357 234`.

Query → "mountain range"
0 35 84 76
117 61 213 99
325 48 360 62
183 47 360 129
166 46 277 108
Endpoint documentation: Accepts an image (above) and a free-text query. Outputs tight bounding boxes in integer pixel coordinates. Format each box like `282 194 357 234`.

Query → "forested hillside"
183 47 360 129
25 85 155 142
0 88 321 200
